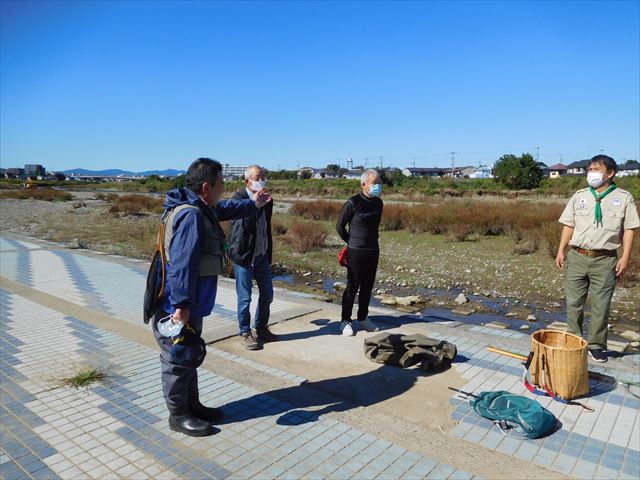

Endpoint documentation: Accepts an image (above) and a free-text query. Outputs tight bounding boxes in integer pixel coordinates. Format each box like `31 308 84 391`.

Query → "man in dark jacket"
228 165 278 350
154 158 271 436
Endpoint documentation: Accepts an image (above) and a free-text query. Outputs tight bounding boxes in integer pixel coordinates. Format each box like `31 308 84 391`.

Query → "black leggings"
341 247 379 322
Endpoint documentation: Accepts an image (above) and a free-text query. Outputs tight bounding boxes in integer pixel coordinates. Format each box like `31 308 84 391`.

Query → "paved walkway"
1 234 639 479
0 236 475 479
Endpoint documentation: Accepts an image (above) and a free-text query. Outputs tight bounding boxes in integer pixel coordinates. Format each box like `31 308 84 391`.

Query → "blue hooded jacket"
159 188 257 318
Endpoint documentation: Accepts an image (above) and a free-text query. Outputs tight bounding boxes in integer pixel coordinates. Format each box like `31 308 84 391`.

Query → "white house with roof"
402 167 444 178
549 163 568 179
311 168 340 179
469 166 493 178
343 169 364 179
618 161 640 177
447 166 476 178
566 160 590 175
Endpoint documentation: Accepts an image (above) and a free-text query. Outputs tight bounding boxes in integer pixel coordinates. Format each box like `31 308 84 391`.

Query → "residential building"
402 167 444 178
549 163 568 179
221 164 246 179
566 160 590 175
537 162 551 177
618 160 640 177
469 166 493 179
24 164 45 177
450 166 476 178
344 169 364 179
1 168 24 178
311 168 340 179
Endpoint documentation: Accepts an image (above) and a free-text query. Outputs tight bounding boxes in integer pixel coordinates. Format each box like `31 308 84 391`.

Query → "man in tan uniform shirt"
556 155 639 362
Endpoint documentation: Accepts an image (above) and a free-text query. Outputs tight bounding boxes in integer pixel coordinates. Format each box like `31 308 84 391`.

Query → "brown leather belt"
572 247 617 258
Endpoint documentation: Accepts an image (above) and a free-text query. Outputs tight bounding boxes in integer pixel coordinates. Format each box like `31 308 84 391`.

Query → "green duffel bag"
471 390 557 439
364 333 457 372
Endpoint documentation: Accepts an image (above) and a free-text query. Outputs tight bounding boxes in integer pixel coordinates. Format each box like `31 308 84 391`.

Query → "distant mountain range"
62 168 185 177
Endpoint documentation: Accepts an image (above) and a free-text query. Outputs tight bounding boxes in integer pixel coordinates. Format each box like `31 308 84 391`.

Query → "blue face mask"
369 183 382 197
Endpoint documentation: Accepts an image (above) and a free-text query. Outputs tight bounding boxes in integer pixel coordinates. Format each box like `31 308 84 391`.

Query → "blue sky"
1 0 638 172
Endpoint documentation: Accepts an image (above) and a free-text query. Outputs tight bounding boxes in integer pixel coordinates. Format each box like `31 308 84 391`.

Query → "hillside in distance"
62 168 185 177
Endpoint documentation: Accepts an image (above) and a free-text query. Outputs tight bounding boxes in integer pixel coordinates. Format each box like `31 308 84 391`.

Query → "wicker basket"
530 329 589 400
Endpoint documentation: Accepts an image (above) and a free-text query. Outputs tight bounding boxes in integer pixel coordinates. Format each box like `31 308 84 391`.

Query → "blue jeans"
234 255 274 334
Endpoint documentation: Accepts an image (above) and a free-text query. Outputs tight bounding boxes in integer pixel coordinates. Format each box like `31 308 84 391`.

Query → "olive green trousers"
565 248 617 350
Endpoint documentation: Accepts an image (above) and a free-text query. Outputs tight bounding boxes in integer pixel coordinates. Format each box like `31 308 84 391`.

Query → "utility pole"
449 152 456 177
412 157 417 168
535 146 540 162
379 156 383 169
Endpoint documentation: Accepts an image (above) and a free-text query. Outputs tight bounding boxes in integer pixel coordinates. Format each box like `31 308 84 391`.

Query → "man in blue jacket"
153 158 271 436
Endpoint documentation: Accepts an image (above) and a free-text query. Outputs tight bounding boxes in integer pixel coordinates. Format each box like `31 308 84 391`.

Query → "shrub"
512 237 540 255
618 240 640 288
109 194 163 216
290 200 342 220
537 222 563 258
288 220 328 253
272 220 288 236
379 204 409 231
94 192 119 202
0 188 73 201
493 153 545 189
447 223 474 242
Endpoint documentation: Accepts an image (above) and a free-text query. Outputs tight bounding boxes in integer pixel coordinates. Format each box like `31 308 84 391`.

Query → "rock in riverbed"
454 293 468 305
620 330 640 342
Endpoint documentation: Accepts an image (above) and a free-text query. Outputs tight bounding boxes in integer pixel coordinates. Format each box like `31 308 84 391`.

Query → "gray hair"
361 168 380 185
244 165 264 180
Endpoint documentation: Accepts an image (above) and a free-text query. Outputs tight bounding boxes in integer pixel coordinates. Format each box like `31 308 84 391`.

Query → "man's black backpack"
364 333 457 372
143 222 167 324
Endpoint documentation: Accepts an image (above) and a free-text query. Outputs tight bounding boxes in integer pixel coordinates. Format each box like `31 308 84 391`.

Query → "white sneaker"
359 318 380 332
340 321 355 336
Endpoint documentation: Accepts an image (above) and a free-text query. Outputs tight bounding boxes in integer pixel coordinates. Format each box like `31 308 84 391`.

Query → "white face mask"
587 172 606 188
249 179 266 191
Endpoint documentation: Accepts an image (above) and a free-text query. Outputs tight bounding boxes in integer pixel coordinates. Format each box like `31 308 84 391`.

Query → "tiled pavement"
0 287 474 479
0 236 476 479
372 315 640 480
0 236 318 342
1 234 639 479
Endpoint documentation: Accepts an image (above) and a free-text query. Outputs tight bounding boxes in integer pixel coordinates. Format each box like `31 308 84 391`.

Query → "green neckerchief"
589 182 617 227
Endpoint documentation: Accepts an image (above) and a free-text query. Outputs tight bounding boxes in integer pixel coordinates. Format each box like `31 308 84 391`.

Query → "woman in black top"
336 169 384 336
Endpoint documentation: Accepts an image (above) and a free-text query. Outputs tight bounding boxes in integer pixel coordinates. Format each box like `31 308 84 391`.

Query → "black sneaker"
588 349 608 363
256 326 279 343
241 331 260 350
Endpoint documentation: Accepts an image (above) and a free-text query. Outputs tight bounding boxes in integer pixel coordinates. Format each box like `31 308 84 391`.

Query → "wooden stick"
487 346 527 361
486 347 640 388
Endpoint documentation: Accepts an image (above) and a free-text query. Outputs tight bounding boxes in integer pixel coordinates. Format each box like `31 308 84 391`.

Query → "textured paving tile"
0 266 460 480
448 332 640 480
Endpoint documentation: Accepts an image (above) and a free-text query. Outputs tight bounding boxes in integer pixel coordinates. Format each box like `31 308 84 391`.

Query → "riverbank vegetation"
2 175 638 198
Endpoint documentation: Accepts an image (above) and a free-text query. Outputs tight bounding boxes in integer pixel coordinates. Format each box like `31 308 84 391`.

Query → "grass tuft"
61 367 106 389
